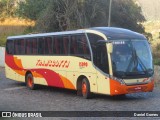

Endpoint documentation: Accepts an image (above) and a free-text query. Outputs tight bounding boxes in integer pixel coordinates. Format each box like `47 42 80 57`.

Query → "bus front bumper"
110 79 154 96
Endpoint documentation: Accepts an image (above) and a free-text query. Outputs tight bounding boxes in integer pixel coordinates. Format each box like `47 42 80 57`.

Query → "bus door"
95 44 110 94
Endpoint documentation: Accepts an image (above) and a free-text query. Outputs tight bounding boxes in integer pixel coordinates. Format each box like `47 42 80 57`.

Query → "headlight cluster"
109 75 125 85
143 77 153 83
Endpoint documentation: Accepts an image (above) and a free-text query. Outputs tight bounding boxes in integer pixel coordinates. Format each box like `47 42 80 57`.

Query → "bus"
5 27 154 98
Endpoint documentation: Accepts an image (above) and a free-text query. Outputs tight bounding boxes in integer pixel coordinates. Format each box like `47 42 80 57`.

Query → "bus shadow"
13 82 155 101
93 92 155 101
36 84 77 96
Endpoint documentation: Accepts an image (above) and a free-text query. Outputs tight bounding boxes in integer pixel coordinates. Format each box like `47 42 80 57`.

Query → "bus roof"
90 27 146 40
7 29 85 39
7 27 146 40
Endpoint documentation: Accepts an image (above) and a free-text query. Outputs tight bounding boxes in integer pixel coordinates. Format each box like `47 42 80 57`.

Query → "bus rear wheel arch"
25 72 36 90
77 76 92 99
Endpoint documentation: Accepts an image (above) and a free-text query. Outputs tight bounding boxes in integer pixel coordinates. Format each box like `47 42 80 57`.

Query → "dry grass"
142 20 160 66
0 17 35 46
0 17 35 35
142 20 160 46
0 17 35 26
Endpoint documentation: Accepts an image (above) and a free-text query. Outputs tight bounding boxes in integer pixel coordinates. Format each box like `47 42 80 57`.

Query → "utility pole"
108 0 112 27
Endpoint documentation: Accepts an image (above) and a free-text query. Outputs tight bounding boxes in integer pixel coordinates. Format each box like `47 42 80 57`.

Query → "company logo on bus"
36 59 70 68
79 62 88 68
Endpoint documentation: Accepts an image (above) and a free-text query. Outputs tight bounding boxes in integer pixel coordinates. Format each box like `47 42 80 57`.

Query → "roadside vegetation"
0 0 159 66
0 0 146 45
143 21 160 65
0 18 35 46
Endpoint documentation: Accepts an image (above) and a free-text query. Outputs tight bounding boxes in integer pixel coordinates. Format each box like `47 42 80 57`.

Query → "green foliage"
17 0 50 20
144 32 153 41
0 0 17 17
36 0 109 32
0 0 148 36
33 0 146 33
111 0 145 33
0 33 16 47
156 43 160 51
154 59 160 66
0 34 7 47
153 43 160 65
23 26 35 34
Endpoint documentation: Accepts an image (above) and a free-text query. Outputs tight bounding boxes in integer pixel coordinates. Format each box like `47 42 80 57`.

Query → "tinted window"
6 40 14 54
63 36 69 55
96 44 109 74
45 37 52 54
77 35 90 55
38 38 45 54
54 36 61 54
70 36 78 54
26 39 32 54
87 33 104 64
32 38 37 54
19 39 25 54
53 36 69 55
70 34 90 60
15 39 25 54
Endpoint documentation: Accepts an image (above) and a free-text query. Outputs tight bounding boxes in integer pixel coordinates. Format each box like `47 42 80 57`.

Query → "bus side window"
70 36 77 54
52 37 55 54
6 40 14 54
63 36 69 55
59 36 64 54
77 35 90 59
96 44 109 74
15 39 25 55
20 39 25 54
55 36 60 54
32 38 37 54
38 38 45 54
81 35 90 55
14 40 18 54
26 39 32 54
45 37 52 54
87 33 104 65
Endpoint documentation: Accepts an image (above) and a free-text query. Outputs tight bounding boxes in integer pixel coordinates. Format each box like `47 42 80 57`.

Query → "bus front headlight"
110 75 125 85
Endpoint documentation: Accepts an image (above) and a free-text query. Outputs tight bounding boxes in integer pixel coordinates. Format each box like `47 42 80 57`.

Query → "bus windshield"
111 39 153 79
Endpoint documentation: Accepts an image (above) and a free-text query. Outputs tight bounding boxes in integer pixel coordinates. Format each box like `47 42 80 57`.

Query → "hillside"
136 0 160 65
0 18 35 46
142 21 160 65
136 0 160 21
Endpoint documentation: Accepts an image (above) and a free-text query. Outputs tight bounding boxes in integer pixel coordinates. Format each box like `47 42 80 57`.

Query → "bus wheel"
82 78 91 99
26 73 35 90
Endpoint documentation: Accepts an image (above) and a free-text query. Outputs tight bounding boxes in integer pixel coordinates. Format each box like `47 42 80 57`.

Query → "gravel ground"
0 67 160 120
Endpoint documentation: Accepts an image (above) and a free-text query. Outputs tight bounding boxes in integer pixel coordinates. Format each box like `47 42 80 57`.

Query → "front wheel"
82 78 91 99
26 73 36 90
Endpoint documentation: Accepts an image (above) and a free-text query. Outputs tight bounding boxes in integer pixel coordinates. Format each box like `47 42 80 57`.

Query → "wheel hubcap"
28 77 33 87
82 82 87 95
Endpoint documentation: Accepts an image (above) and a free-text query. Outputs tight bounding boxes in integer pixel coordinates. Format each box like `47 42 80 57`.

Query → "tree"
111 0 145 33
17 0 146 35
36 0 108 32
0 0 17 17
17 0 50 20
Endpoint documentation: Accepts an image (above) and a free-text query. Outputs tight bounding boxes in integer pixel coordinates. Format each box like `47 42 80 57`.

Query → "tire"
81 78 91 99
26 73 36 90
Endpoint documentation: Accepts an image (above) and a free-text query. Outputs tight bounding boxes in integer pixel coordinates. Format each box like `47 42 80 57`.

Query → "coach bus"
5 27 154 98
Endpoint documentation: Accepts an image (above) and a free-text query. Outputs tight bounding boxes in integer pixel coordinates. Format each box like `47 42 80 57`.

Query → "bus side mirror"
106 43 113 53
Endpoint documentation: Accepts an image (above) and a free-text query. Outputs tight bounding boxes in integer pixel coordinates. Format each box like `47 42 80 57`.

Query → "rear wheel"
82 78 91 99
26 73 36 90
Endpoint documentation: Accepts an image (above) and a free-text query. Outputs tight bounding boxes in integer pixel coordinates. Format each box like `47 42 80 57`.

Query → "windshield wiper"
125 71 145 76
126 47 147 73
145 68 154 76
114 71 126 78
126 47 154 76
